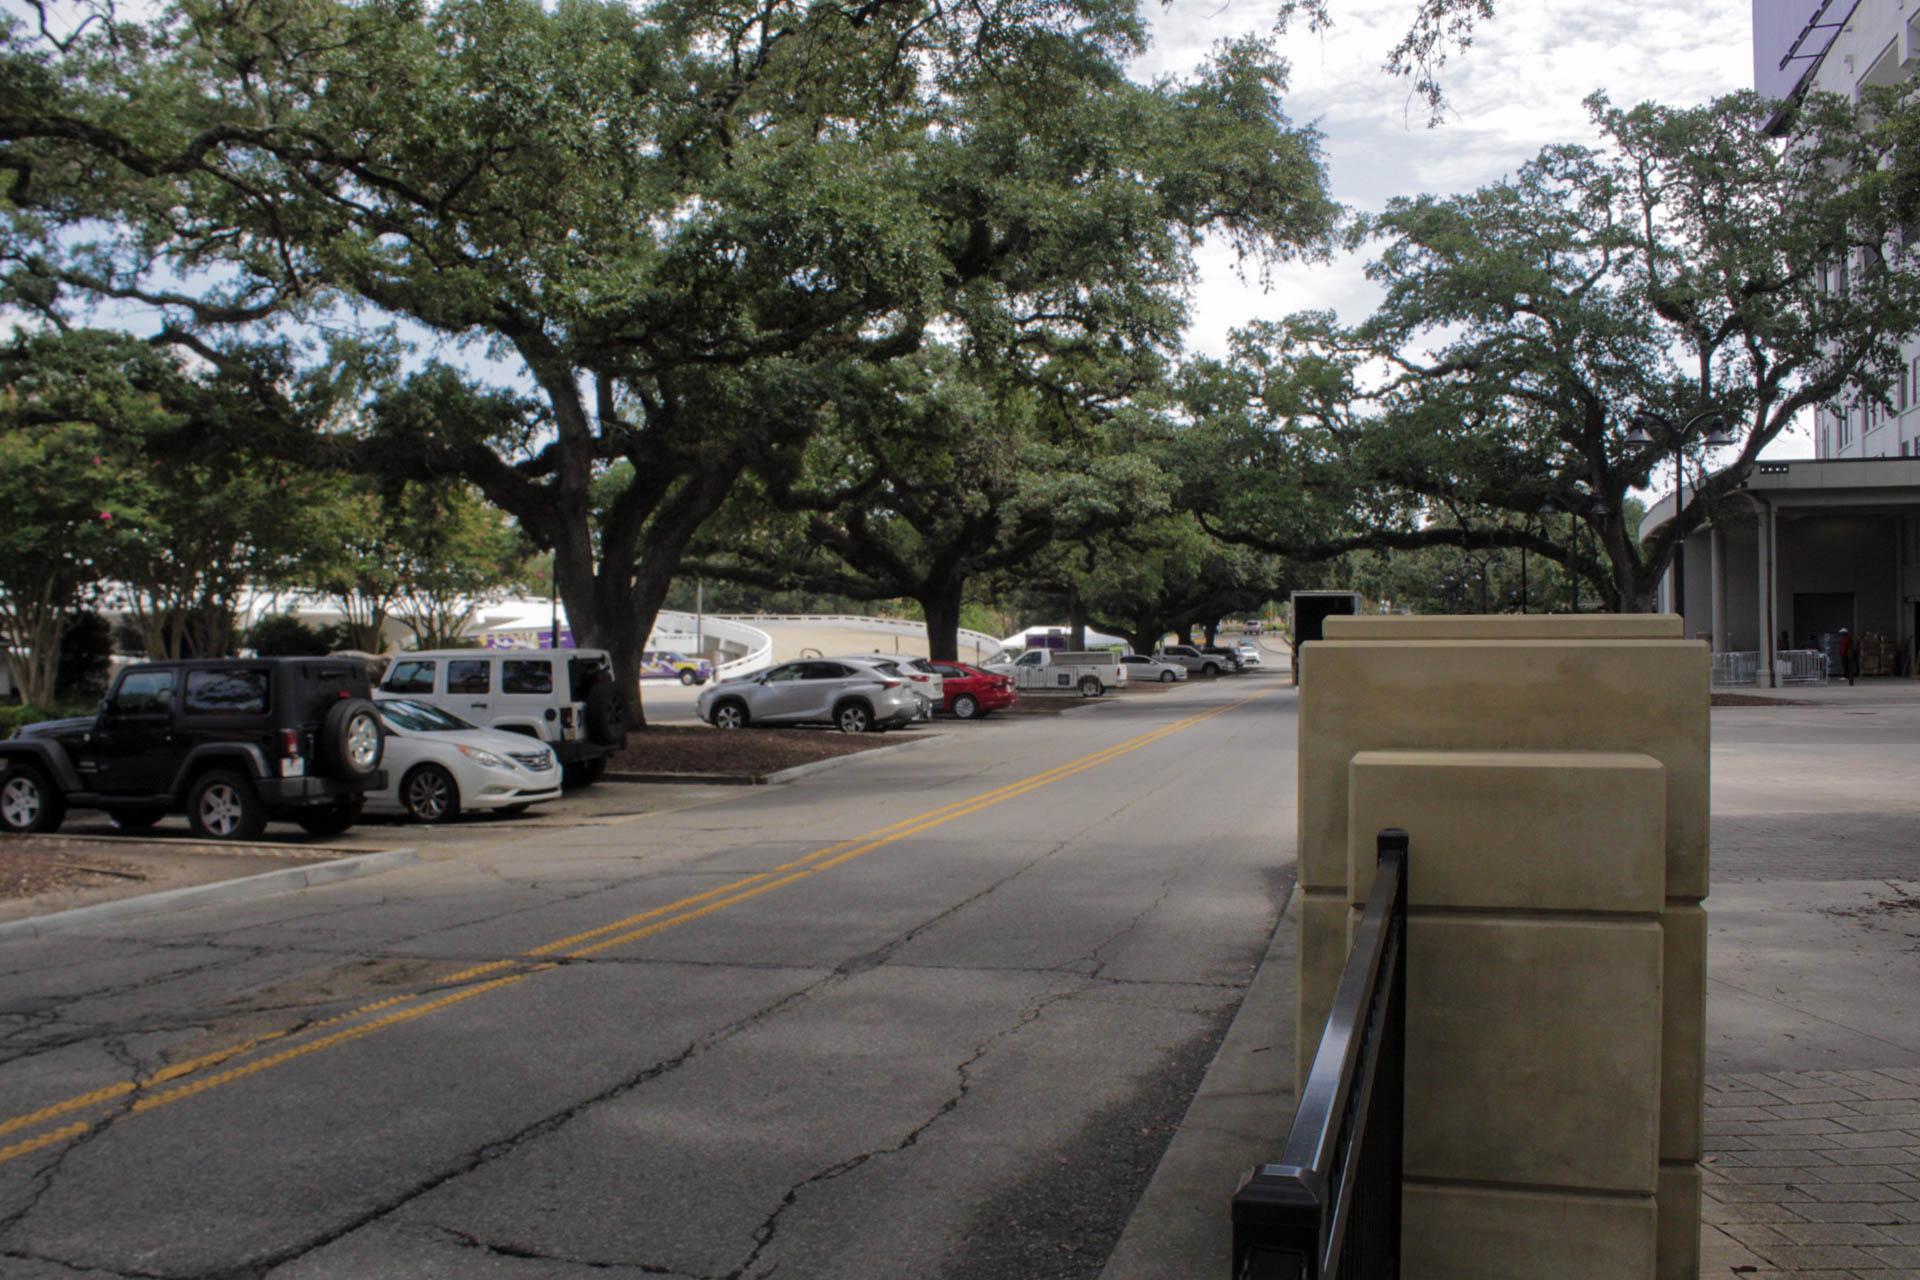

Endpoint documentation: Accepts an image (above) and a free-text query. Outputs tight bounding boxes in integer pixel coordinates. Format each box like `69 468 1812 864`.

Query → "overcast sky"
1137 0 1754 344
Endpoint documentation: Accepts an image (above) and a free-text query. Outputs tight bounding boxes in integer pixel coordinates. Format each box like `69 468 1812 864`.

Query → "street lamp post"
1625 409 1735 634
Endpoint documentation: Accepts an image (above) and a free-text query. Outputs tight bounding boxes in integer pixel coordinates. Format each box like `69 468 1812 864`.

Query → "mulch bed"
1711 692 1808 707
0 841 149 901
608 724 919 776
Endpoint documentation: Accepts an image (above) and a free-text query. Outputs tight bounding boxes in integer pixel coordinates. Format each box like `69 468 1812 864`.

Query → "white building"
1757 1 1920 457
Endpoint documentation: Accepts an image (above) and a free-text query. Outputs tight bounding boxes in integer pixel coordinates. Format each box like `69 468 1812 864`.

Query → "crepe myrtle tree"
0 0 1337 723
1196 88 1920 611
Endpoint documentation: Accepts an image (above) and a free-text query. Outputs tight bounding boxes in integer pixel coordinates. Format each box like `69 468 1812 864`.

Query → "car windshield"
379 699 475 733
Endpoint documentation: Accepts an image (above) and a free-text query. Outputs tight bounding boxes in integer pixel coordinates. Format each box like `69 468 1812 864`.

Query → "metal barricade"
1232 831 1408 1280
1776 649 1830 685
1711 652 1759 687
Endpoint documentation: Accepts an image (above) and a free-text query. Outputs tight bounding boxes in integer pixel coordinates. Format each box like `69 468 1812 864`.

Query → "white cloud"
1141 0 1752 341
1138 1 1820 453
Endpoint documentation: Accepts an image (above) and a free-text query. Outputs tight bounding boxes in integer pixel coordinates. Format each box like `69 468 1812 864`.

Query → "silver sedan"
1120 653 1187 684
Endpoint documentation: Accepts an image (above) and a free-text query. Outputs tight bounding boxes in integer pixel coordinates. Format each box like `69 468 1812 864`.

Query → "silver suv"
696 657 927 733
1153 644 1229 676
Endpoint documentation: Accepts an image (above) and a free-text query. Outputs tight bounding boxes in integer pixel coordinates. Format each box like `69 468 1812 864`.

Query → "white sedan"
1235 642 1263 668
370 698 564 823
1120 653 1188 683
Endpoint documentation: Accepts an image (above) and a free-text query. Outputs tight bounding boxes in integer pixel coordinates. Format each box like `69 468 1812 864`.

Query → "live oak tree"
0 0 1336 722
689 346 1172 660
1204 89 1920 610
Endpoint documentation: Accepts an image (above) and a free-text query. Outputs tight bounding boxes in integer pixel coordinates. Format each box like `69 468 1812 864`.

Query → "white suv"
378 649 626 786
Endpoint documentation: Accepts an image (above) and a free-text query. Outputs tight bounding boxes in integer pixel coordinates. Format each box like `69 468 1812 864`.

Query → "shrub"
248 613 338 656
0 705 62 737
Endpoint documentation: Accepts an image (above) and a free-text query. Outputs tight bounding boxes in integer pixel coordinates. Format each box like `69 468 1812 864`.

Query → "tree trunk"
1068 589 1088 651
1203 619 1219 645
919 577 965 662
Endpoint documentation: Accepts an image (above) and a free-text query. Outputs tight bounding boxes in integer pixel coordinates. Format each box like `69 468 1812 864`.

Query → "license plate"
563 726 578 741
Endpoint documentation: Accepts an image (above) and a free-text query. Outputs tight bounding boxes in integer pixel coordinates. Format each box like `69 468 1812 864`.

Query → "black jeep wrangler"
0 658 387 841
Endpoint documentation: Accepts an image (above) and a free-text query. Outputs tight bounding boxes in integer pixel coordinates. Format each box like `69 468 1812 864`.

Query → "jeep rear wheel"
584 680 626 746
320 698 384 781
0 765 64 835
187 771 266 842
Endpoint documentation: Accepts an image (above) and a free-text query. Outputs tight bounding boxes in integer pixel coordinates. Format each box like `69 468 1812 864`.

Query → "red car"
931 661 1017 719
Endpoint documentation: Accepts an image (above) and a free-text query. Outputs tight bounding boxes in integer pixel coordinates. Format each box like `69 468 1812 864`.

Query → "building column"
1757 499 1777 688
1709 524 1727 653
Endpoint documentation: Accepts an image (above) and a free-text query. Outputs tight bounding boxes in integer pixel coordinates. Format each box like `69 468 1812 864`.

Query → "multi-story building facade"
1756 1 1920 457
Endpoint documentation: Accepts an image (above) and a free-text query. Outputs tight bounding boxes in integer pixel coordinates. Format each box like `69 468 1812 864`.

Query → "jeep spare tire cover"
320 697 385 780
584 679 626 746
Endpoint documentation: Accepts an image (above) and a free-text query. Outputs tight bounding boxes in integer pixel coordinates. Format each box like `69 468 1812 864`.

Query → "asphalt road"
0 673 1297 1279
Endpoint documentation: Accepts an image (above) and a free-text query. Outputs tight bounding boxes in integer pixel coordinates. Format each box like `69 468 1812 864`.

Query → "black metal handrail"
1232 829 1409 1280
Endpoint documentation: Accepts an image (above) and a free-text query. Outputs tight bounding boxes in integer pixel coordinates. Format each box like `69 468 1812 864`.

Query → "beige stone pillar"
1297 614 1707 1280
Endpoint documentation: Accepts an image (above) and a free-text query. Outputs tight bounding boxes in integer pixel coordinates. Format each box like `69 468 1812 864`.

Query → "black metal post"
1232 830 1408 1279
1673 437 1686 630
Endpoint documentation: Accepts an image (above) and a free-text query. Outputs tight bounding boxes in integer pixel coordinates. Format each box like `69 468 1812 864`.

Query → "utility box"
1296 613 1708 1280
1287 591 1359 686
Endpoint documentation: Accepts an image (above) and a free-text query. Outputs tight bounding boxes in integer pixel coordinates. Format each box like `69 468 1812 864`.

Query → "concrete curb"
1100 881 1301 1280
758 729 953 784
0 848 421 943
604 770 762 786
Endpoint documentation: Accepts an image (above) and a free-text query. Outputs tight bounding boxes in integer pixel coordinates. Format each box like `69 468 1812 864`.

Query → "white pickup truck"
984 649 1129 697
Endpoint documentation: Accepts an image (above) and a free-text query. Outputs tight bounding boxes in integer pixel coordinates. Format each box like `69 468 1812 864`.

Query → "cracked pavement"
0 677 1298 1278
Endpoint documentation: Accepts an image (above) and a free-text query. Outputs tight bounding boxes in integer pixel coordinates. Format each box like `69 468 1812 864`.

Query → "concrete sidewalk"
1100 693 1920 1279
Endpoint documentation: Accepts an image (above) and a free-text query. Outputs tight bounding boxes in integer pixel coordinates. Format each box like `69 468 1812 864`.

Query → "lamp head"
1624 411 1658 446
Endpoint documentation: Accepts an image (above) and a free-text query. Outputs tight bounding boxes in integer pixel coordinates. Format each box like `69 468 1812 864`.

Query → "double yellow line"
0 686 1273 1165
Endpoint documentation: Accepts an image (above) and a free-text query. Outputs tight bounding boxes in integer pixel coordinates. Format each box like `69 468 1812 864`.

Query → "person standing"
1838 627 1858 686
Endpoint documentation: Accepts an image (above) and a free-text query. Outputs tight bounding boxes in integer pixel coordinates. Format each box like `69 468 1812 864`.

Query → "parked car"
1245 620 1263 637
826 654 943 706
1234 642 1263 669
641 650 712 685
0 658 385 840
983 649 1128 696
1198 643 1245 672
1153 644 1229 677
1120 653 1187 684
929 661 1019 718
369 698 562 823
378 649 625 787
696 658 926 733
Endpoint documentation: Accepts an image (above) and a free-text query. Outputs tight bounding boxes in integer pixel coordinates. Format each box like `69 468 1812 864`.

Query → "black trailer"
1288 591 1360 686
